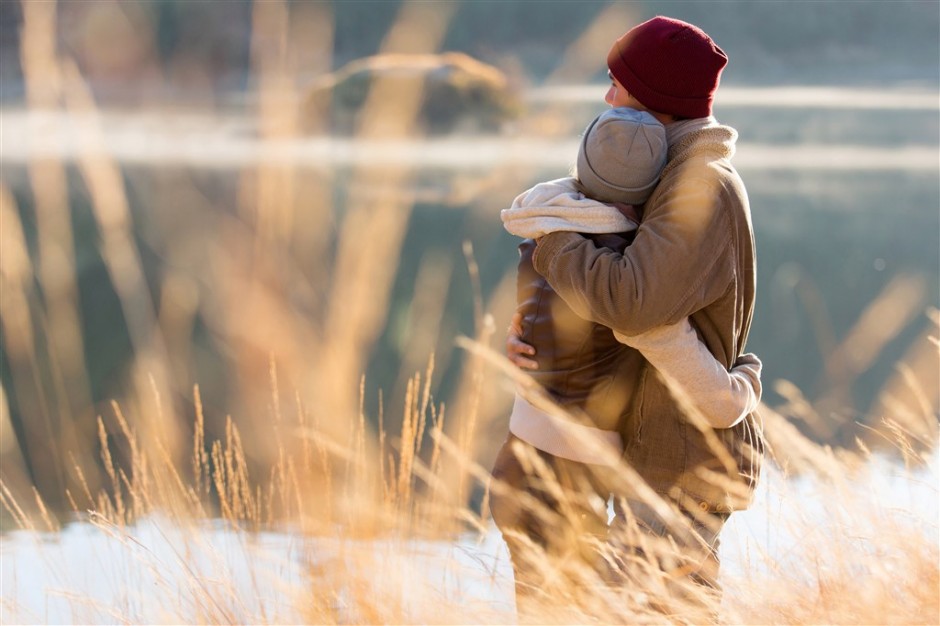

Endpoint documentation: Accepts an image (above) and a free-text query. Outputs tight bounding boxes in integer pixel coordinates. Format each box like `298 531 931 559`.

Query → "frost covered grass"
1 400 937 625
3 333 938 624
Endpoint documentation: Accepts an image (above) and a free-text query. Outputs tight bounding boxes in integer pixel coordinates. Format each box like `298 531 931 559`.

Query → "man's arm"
532 174 734 337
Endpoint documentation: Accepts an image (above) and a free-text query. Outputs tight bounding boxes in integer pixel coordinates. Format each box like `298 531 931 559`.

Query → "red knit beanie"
607 16 727 119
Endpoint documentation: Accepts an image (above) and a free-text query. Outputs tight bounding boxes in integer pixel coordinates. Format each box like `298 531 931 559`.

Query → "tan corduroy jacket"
532 125 763 512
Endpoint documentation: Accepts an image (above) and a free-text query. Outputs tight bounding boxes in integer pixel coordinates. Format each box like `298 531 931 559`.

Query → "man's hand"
506 312 538 370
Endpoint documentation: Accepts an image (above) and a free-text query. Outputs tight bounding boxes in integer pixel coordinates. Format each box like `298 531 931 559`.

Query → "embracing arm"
506 311 538 370
532 175 734 337
617 320 761 429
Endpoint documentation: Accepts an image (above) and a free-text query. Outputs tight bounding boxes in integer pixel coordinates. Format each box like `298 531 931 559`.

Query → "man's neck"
647 110 676 125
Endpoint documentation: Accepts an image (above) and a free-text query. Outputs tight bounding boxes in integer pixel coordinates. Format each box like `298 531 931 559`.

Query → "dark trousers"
489 434 611 610
606 499 728 621
489 433 729 621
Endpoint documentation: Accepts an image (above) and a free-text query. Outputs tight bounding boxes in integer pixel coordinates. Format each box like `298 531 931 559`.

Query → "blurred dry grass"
1 1 938 624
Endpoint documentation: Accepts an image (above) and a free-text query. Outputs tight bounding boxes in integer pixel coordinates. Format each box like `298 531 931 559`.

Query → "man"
506 15 763 611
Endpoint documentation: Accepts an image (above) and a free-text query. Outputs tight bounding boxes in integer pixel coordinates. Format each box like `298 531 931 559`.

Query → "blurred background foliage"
0 0 937 516
1 0 938 104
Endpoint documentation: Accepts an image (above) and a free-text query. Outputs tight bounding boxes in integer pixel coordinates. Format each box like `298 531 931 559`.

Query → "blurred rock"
300 52 522 136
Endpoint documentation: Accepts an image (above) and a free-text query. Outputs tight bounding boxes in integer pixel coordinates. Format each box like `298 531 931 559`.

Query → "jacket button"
699 501 709 512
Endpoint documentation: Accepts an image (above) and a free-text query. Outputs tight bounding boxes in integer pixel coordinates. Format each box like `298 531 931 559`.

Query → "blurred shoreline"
530 83 940 110
2 83 938 171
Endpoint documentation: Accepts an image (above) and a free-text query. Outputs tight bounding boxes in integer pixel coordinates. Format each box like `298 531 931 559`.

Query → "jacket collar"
662 122 738 178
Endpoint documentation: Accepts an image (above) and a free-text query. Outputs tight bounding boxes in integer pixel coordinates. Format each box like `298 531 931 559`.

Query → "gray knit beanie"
576 107 667 205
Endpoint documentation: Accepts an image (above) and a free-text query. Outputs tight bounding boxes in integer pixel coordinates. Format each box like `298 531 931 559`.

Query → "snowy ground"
2 451 936 624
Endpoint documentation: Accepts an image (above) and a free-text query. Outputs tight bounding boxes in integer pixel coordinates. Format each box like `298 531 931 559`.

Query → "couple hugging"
488 15 765 618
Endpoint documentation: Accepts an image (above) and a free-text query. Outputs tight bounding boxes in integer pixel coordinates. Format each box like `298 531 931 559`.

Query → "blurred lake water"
1 83 938 456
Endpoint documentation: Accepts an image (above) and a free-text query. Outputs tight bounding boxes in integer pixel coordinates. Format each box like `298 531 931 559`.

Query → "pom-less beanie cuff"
607 16 728 119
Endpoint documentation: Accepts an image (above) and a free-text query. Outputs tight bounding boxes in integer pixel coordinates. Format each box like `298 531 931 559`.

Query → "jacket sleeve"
615 321 761 428
532 173 734 336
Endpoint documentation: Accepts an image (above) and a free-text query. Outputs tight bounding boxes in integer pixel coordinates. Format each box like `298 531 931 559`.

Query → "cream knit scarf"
500 177 638 239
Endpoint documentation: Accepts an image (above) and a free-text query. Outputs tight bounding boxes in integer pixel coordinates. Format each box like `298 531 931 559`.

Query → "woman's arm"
616 319 761 428
506 312 538 370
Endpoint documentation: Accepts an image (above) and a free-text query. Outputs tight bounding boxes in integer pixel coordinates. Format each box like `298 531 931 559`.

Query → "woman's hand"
506 312 538 370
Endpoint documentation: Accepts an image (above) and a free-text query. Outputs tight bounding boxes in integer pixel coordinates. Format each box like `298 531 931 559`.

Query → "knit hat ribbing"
607 16 727 119
576 107 667 206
